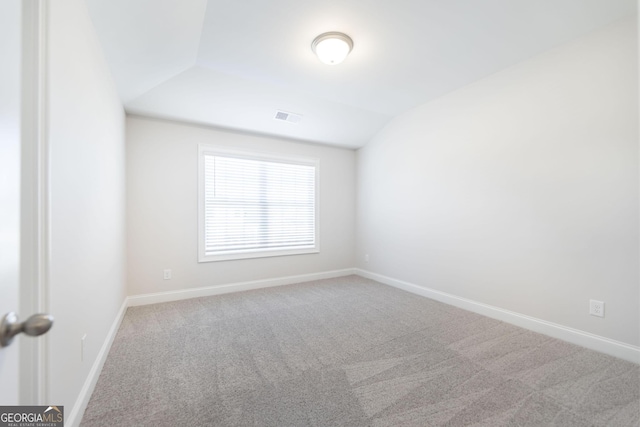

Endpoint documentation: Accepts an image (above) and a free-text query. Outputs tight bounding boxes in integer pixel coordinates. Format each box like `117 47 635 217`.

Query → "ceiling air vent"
274 110 302 124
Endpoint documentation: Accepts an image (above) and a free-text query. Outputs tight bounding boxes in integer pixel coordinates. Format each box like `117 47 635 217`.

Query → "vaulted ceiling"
86 0 635 148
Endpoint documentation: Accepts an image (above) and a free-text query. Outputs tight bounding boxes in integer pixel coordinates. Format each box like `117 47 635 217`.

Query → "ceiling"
85 0 635 149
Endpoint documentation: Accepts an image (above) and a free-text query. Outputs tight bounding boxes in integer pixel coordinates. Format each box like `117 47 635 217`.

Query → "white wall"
48 0 126 411
126 116 355 296
357 18 639 346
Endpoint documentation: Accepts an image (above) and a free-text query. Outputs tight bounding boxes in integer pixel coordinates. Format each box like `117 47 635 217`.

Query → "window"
198 145 319 262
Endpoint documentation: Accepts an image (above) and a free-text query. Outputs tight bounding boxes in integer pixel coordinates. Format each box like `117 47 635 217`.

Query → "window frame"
197 144 320 263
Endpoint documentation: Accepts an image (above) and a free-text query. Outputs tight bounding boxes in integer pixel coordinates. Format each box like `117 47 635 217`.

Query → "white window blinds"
199 149 318 261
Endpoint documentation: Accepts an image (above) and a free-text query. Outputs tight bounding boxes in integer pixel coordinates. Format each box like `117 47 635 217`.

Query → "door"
0 0 24 405
0 0 50 405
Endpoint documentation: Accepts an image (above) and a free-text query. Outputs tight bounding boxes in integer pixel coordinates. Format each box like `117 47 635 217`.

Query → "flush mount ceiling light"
311 32 353 65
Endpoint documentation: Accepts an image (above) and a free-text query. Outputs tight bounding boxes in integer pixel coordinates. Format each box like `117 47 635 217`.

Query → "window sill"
198 247 319 263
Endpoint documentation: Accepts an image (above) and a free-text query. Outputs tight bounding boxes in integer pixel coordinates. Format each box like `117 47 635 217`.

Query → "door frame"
19 0 50 405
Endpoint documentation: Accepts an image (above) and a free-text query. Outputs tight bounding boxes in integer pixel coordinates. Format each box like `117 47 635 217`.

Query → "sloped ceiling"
86 0 635 148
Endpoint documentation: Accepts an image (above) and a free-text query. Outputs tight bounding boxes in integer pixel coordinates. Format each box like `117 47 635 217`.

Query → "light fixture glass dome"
311 32 353 65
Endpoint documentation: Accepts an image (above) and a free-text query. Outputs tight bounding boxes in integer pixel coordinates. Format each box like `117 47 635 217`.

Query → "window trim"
197 144 320 263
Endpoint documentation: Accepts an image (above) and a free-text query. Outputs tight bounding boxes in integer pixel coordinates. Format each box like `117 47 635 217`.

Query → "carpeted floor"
81 275 639 426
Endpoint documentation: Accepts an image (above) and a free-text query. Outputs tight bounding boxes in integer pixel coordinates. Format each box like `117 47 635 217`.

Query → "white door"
0 0 24 405
0 0 49 405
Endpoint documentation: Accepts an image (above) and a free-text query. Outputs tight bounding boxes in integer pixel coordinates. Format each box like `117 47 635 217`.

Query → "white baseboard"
66 298 129 427
69 268 356 425
355 269 640 364
68 268 355 425
127 268 356 307
68 266 638 426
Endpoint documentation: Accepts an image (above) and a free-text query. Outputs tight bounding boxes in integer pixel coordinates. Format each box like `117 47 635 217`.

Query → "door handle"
0 312 54 348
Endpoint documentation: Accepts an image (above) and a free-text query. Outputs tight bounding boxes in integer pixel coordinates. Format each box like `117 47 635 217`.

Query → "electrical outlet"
163 269 172 280
365 254 370 263
81 334 87 362
589 300 605 318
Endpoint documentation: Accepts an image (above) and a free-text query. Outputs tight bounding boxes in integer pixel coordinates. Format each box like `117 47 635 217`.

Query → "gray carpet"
81 275 640 426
